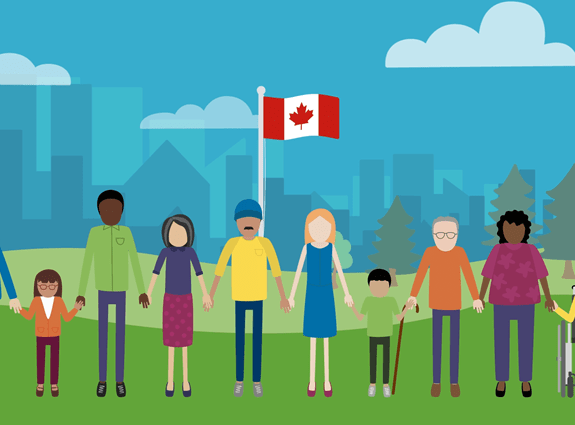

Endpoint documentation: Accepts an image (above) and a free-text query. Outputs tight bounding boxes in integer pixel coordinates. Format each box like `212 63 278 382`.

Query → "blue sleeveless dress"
303 243 337 338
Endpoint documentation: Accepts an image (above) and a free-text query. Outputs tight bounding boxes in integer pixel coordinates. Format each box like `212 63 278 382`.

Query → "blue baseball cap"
234 199 262 221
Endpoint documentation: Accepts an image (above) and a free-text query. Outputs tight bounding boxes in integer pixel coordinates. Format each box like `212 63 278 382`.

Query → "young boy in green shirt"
352 268 414 398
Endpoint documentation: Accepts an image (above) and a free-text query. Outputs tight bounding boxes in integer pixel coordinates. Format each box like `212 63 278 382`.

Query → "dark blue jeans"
235 301 263 382
433 309 460 384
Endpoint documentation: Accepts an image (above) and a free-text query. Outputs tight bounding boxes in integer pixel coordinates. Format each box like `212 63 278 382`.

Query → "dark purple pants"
98 291 126 382
493 304 535 382
37 336 59 385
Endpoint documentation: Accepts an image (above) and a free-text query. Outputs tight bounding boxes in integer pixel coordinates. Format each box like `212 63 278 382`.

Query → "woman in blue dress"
288 209 354 397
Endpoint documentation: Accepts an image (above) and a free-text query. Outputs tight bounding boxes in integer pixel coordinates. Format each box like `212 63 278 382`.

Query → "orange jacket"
20 297 78 337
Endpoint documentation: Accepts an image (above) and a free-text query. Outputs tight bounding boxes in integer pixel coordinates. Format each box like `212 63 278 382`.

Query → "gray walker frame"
558 286 575 398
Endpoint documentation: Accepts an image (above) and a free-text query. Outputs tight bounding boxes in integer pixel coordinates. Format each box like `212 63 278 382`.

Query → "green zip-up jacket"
78 225 145 296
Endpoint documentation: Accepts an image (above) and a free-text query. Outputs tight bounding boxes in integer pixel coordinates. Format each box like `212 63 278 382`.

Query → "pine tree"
368 196 421 275
538 164 575 279
483 164 542 246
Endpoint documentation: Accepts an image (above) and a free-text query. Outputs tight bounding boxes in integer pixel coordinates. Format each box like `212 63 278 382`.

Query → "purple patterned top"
481 243 548 306
153 247 203 295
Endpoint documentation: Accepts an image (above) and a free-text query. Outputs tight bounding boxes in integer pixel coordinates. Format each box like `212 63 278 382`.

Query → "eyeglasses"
37 284 59 290
433 232 458 239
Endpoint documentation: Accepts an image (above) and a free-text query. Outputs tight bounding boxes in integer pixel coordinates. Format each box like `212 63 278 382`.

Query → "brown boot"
431 383 441 397
451 384 461 397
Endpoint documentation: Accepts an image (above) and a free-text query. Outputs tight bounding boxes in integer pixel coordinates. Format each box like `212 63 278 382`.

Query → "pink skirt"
163 293 193 347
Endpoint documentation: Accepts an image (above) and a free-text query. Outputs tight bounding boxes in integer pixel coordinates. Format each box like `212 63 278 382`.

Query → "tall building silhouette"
359 159 385 229
51 84 93 218
393 154 434 198
0 130 23 225
226 155 253 238
52 156 83 222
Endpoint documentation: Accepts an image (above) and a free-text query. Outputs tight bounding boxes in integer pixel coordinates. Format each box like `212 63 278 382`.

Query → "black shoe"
183 382 191 398
97 381 107 397
495 382 506 397
116 382 127 398
166 382 174 398
522 382 532 398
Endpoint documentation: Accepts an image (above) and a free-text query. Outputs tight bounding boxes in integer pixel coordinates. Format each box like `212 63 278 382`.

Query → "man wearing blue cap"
209 199 290 398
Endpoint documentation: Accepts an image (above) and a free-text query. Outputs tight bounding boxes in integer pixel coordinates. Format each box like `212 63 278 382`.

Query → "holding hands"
344 293 353 307
74 300 84 311
9 298 21 314
405 297 416 310
202 294 213 312
473 299 484 313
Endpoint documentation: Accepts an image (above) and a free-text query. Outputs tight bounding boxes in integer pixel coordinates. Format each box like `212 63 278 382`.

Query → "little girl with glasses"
20 269 83 397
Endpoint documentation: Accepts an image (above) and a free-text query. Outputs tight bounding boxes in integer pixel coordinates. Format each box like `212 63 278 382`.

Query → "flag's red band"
263 97 284 140
319 94 339 139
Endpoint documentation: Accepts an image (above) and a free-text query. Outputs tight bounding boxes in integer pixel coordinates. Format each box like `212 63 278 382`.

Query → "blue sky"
3 0 575 202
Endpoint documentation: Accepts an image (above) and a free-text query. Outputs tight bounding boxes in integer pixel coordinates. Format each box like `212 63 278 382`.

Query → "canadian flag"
263 94 339 140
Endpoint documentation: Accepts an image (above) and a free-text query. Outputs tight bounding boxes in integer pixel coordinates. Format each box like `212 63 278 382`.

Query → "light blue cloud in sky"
0 53 71 85
140 96 258 129
386 1 575 68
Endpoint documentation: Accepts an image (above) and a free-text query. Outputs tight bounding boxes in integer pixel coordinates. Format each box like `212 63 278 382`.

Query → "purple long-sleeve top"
153 247 204 295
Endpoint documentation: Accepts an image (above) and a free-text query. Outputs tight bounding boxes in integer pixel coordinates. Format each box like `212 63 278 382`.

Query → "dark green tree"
539 164 575 279
483 164 542 246
368 196 421 275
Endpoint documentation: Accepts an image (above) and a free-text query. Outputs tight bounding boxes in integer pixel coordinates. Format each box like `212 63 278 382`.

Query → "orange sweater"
410 246 479 310
20 297 78 337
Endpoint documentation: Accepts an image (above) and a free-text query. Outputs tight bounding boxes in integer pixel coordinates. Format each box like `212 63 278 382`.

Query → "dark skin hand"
139 293 150 308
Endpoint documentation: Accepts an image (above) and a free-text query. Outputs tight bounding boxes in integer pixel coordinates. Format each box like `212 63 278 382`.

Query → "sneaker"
234 382 244 397
97 381 107 397
116 382 127 398
368 385 376 397
383 386 391 398
253 383 263 398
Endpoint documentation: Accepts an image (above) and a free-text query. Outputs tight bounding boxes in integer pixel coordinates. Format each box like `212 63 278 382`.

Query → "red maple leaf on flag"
289 103 314 130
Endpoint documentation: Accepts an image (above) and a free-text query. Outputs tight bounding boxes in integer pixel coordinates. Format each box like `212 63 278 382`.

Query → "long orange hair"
304 209 337 244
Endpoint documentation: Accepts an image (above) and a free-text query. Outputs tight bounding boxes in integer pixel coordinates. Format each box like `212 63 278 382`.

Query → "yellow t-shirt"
214 236 281 301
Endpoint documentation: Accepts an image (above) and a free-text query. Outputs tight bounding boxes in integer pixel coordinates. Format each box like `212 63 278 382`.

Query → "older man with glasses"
408 216 483 398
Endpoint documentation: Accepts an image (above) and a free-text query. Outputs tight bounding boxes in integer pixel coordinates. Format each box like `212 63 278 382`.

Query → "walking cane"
392 303 419 395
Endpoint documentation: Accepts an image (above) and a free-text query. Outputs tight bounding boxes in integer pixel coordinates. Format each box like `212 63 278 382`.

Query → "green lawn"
1 295 573 422
1 248 574 334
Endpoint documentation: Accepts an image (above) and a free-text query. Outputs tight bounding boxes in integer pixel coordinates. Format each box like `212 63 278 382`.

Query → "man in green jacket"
76 190 149 398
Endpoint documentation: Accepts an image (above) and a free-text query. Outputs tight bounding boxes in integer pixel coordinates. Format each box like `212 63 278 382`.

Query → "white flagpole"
257 86 266 237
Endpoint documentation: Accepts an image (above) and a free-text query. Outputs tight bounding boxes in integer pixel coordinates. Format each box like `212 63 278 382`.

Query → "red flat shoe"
307 383 316 397
324 382 333 397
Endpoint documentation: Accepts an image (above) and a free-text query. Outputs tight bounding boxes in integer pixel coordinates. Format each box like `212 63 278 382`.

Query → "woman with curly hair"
479 210 554 398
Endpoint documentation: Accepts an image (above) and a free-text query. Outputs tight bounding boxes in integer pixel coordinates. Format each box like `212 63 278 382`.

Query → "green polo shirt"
78 225 145 296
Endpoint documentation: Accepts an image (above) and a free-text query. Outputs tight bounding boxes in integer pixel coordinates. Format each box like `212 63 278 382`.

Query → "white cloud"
140 96 258 129
386 1 575 68
0 53 71 85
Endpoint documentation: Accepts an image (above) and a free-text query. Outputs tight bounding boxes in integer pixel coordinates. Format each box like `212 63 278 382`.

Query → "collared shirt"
78 225 145 296
0 246 16 300
215 236 281 301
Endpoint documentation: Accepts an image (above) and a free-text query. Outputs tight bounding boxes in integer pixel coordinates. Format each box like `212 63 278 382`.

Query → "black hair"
161 214 195 248
97 190 124 212
367 269 391 287
496 210 531 244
